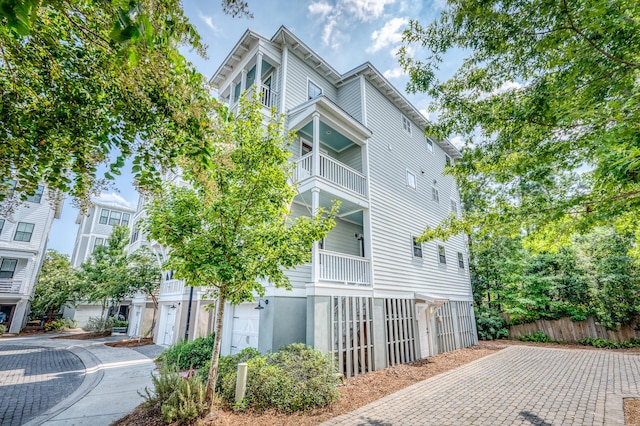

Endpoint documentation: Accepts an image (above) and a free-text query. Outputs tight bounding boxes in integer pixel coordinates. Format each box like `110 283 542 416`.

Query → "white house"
65 196 135 326
0 185 62 333
152 26 477 376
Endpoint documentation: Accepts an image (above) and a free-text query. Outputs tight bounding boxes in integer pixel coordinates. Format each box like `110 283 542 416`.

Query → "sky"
47 0 464 256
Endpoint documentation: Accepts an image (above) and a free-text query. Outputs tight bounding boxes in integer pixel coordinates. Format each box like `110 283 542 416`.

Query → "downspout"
184 285 194 341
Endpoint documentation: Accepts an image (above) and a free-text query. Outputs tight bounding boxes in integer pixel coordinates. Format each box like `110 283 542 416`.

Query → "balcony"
295 153 367 198
0 279 21 293
318 250 370 286
160 279 184 296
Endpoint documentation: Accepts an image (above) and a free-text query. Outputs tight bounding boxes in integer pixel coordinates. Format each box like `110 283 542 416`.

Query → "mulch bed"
53 331 112 340
625 399 640 426
105 338 154 348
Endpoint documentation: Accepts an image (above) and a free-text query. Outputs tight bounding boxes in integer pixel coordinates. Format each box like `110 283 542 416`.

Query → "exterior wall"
337 79 362 122
258 296 307 353
284 52 338 111
0 190 60 333
364 80 471 298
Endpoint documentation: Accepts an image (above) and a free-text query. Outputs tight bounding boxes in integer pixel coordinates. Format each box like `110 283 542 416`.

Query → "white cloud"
383 66 406 79
199 13 218 32
492 80 523 95
366 17 408 53
342 0 397 21
419 108 430 120
308 1 334 18
449 135 464 149
93 192 134 209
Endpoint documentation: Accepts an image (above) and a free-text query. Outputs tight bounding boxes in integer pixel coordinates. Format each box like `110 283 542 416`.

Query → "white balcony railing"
160 279 184 295
0 279 21 293
318 250 370 286
294 153 367 197
260 84 278 109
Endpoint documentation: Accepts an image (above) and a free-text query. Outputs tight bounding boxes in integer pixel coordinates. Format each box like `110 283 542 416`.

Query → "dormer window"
445 154 452 166
308 80 322 100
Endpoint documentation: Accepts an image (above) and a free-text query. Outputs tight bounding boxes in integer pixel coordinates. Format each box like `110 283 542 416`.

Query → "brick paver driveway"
0 345 85 426
324 346 640 426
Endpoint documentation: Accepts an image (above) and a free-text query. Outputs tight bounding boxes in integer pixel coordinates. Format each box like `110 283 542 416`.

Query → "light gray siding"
336 144 362 172
337 79 362 122
284 52 338 111
324 218 363 257
284 203 312 287
364 80 470 298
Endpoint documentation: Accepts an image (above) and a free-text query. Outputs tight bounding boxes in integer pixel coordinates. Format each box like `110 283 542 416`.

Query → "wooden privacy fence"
508 317 640 343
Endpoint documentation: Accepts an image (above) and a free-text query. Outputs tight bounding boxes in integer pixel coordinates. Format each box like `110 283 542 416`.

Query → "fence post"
235 363 248 403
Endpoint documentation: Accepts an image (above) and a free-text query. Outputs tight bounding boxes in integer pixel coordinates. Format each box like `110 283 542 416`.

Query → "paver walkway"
0 345 85 425
324 346 640 426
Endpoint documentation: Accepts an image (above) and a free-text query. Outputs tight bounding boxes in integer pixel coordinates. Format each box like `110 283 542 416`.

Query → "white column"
312 113 320 178
255 52 263 90
240 70 247 93
280 46 288 114
311 187 320 284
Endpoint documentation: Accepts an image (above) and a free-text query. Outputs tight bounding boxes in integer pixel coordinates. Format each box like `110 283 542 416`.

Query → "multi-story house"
151 26 477 376
65 197 135 326
0 185 62 333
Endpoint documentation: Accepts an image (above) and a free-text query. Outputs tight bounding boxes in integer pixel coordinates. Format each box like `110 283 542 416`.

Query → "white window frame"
445 154 452 166
406 169 417 190
99 209 109 225
437 245 447 265
14 222 34 242
0 218 4 235
108 211 122 226
458 252 465 269
0 258 18 279
432 186 440 203
411 236 423 259
307 79 323 100
426 137 434 153
93 237 105 252
451 199 458 215
401 115 412 135
25 185 44 203
121 213 131 226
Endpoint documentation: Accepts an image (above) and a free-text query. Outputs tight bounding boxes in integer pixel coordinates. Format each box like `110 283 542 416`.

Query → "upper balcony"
0 279 21 294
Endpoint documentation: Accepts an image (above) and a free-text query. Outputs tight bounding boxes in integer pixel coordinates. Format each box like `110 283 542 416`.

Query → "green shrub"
199 347 262 387
0 324 6 334
140 366 207 424
83 316 114 332
218 343 340 413
475 307 509 340
158 333 215 370
44 318 77 332
112 319 128 327
519 330 557 343
578 337 640 349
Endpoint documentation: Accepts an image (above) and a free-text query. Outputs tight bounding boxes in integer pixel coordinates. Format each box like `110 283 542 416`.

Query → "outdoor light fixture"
169 304 177 309
255 299 269 310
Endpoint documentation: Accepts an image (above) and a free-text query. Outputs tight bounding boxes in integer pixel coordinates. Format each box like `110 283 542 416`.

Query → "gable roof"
210 26 461 159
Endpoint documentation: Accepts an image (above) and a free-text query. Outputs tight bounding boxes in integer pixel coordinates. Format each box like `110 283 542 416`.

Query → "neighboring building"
0 185 62 333
153 26 477 376
65 196 135 326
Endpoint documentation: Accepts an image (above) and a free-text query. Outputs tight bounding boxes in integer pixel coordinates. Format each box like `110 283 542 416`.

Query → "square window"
438 245 447 264
14 222 34 242
451 200 458 215
99 209 109 225
108 211 122 226
308 80 323 100
402 115 411 135
0 219 4 235
0 258 18 279
407 170 416 189
412 237 423 258
93 237 104 252
121 213 130 226
26 185 44 203
432 187 440 203
426 137 434 153
458 252 465 269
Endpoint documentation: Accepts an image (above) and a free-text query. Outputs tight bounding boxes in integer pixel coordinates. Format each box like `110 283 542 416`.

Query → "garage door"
230 303 260 355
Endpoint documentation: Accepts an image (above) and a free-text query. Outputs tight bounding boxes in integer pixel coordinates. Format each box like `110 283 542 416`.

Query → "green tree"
400 0 640 248
126 246 162 336
77 224 130 317
0 0 251 210
146 98 337 404
31 249 77 321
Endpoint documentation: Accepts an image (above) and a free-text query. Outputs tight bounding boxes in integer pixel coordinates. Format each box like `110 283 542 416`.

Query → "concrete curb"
22 344 104 426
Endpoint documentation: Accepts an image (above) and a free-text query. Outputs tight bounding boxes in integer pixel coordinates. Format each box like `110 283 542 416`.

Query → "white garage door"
230 303 260 355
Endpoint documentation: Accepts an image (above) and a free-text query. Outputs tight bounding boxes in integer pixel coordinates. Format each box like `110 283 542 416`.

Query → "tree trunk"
145 292 159 338
206 296 226 407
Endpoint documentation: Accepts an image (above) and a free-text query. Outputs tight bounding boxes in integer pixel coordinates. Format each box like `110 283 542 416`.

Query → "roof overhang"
415 293 449 305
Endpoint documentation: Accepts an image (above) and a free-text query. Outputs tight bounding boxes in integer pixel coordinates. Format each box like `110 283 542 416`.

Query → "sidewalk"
1 333 160 426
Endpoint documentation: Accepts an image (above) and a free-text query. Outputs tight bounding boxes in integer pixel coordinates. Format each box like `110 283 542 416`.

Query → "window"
432 187 440 203
438 245 447 264
0 258 18 279
121 213 130 226
25 185 44 203
426 137 434 153
445 155 452 166
412 237 423 258
233 82 241 102
301 141 313 156
0 219 4 235
406 170 417 190
108 211 122 226
402 115 411 135
451 200 458 215
99 209 109 224
308 80 322 100
93 237 105 252
458 252 465 269
131 225 139 243
14 222 34 242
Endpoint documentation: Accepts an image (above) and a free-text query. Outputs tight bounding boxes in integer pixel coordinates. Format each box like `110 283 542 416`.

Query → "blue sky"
48 0 461 255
